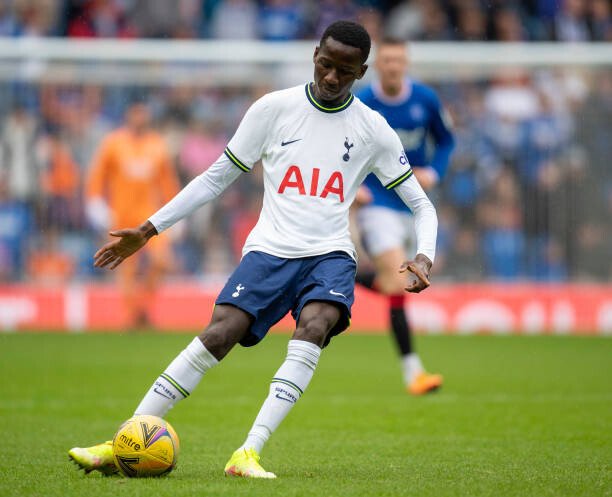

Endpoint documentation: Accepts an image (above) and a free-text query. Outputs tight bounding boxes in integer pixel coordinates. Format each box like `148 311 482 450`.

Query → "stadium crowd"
0 0 610 42
0 1 610 285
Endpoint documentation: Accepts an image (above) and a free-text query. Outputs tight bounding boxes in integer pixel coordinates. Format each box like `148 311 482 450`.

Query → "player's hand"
399 253 432 293
93 222 157 270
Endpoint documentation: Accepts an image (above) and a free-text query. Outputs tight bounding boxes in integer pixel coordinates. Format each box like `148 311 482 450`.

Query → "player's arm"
93 155 243 269
371 120 438 293
94 95 272 270
420 90 454 189
394 176 437 292
147 93 270 235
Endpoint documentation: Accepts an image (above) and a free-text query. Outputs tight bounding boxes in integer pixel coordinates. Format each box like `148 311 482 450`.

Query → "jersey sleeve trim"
385 168 414 189
224 147 251 173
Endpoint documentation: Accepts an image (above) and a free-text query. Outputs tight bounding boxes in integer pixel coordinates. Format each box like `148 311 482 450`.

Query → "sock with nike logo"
134 337 219 417
240 340 321 453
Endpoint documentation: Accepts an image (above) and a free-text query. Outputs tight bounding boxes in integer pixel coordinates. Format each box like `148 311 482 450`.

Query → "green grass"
0 332 610 497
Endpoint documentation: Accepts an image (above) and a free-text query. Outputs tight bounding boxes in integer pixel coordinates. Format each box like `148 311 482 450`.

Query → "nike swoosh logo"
281 139 302 146
154 387 173 400
329 290 346 298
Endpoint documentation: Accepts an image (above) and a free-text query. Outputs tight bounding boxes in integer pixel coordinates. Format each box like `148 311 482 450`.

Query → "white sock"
134 337 218 417
402 353 424 385
240 340 321 454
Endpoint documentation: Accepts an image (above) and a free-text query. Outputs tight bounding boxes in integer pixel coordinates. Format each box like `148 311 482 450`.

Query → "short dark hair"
320 21 371 63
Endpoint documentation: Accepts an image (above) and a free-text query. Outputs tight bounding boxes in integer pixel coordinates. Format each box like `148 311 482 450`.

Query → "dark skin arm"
93 222 433 293
93 220 157 270
400 253 432 293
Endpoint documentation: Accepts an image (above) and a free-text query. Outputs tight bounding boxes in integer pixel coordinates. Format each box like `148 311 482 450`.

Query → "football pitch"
1 332 610 497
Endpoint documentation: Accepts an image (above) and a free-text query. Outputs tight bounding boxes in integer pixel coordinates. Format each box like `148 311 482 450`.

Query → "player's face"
313 37 367 106
375 43 408 89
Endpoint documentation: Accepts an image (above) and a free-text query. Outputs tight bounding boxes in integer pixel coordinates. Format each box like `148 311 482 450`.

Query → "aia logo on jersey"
278 165 344 202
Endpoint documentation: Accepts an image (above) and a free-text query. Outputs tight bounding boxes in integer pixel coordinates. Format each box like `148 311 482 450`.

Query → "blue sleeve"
355 85 374 106
426 90 455 180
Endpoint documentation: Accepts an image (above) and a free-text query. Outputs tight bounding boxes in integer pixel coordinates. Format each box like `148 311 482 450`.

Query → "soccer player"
355 38 454 395
86 100 180 328
69 21 438 479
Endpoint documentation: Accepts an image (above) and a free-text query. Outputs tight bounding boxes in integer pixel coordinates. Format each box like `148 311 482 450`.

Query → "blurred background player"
355 38 454 395
86 99 179 328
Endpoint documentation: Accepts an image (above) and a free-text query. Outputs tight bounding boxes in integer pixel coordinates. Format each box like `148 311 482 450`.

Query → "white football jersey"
149 83 436 261
225 84 416 259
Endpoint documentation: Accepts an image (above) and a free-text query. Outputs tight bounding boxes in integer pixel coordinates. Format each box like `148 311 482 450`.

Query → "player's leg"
116 255 140 328
226 252 354 478
69 304 251 474
225 301 340 479
138 236 173 328
135 305 251 416
372 247 442 394
357 206 441 394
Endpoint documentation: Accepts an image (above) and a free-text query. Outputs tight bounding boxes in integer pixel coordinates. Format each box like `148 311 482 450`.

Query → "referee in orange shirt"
86 99 180 328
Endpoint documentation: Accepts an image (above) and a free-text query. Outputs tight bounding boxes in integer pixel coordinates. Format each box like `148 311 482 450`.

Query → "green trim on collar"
305 83 354 113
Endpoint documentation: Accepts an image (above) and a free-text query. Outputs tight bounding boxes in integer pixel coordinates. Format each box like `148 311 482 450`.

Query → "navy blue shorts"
215 251 356 347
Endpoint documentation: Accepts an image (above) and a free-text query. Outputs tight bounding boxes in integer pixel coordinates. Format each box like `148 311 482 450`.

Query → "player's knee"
198 307 251 361
293 306 340 347
293 317 330 347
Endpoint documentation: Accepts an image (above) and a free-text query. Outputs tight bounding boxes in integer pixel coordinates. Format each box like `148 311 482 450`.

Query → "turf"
0 332 610 497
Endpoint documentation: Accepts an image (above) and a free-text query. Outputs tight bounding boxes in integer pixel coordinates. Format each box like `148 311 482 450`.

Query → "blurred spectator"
1 0 608 41
86 100 180 327
39 128 82 230
532 238 568 281
517 91 571 187
454 4 488 41
444 225 483 281
258 0 307 41
26 228 75 285
314 0 359 38
574 222 612 281
0 1 19 36
179 119 226 180
478 166 525 280
0 104 41 205
385 0 425 40
173 118 227 274
210 0 258 39
552 0 591 41
66 0 135 38
484 69 540 122
129 0 200 39
357 6 383 42
419 0 453 40
479 196 526 280
575 71 611 193
13 0 61 36
69 85 114 169
491 7 529 41
0 175 33 280
589 0 612 41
